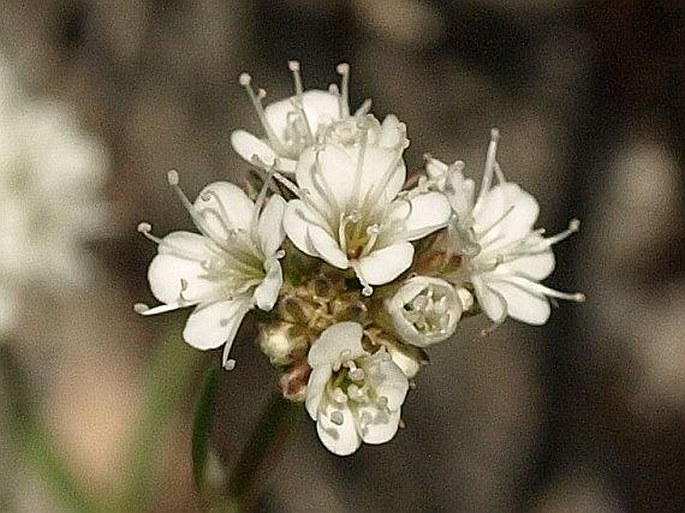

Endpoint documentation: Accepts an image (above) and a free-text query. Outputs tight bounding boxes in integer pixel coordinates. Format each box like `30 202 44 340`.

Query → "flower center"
325 351 390 426
402 285 452 335
339 210 380 260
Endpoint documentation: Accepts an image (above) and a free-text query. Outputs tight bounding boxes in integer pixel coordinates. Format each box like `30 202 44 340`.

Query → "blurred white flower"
231 61 371 174
438 130 584 325
0 60 108 334
282 115 451 294
136 172 286 369
386 276 462 347
306 322 409 456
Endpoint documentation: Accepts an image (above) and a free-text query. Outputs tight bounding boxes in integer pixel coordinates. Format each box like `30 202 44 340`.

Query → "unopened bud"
258 321 309 367
279 362 311 402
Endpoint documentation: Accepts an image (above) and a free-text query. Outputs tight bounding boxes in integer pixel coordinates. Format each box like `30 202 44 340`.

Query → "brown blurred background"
1 0 684 511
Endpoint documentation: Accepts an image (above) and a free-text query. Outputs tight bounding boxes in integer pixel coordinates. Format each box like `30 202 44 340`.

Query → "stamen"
508 276 586 303
330 410 344 425
224 359 236 371
349 367 365 382
137 222 163 244
544 218 580 246
351 261 373 296
347 383 364 401
350 125 369 208
354 98 372 117
272 171 302 198
475 128 500 207
494 162 506 184
332 387 348 404
360 224 380 258
288 60 304 96
339 349 352 365
238 72 286 154
133 303 150 314
289 95 315 143
336 63 350 118
250 173 275 240
167 170 196 215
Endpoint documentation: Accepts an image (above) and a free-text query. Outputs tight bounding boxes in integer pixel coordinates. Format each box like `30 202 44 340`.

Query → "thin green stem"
226 393 301 511
123 322 203 511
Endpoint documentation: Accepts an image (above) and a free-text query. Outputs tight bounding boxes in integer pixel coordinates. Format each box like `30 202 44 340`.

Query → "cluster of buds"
137 62 584 455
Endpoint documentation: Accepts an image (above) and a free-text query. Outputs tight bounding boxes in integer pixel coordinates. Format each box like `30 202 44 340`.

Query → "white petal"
264 90 339 142
258 195 286 257
384 192 451 243
497 248 555 282
230 130 277 166
183 298 252 350
487 278 551 325
305 366 332 420
471 275 507 323
295 145 354 213
371 356 410 411
148 254 219 305
308 322 366 368
356 242 414 286
308 224 348 269
473 183 539 250
316 405 361 456
253 259 282 311
283 199 328 257
358 146 406 202
377 114 405 147
157 231 214 261
358 407 401 446
276 157 297 174
194 182 255 237
385 344 422 379
301 90 342 135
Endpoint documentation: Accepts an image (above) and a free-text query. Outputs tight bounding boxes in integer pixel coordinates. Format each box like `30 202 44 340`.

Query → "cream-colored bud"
258 322 309 367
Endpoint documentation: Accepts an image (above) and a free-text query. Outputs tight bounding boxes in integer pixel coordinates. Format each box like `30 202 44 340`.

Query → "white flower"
306 322 409 456
231 61 371 174
0 58 108 333
386 276 462 347
282 116 451 294
136 172 286 369
438 129 584 325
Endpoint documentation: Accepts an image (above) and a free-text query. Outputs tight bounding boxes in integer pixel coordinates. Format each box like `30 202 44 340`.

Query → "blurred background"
0 1 683 511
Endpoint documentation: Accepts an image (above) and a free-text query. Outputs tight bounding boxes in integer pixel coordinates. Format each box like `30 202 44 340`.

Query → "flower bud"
258 321 309 367
386 276 462 347
279 362 311 402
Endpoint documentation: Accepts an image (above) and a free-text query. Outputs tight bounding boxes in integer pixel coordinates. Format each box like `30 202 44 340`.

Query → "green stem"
225 393 301 512
124 326 203 511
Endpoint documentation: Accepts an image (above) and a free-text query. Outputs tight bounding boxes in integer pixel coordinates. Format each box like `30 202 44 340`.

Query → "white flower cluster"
138 62 584 456
0 55 108 335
